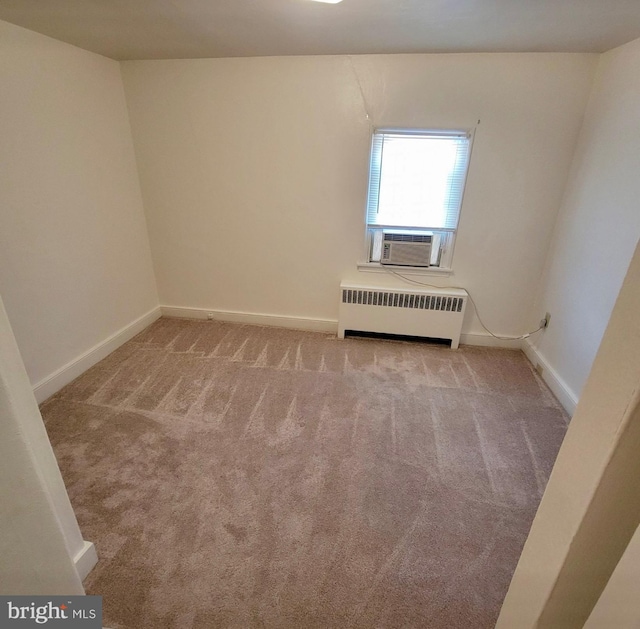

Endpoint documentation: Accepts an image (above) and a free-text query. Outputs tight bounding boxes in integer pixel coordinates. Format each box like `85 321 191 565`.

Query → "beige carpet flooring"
41 317 568 628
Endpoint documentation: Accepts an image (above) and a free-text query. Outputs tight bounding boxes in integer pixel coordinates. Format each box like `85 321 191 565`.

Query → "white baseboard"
161 305 338 334
33 307 162 404
523 339 578 416
460 332 523 349
160 309 538 350
74 540 98 582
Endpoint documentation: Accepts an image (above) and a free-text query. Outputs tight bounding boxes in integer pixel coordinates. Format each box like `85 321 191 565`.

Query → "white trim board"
162 307 537 349
33 307 162 404
523 339 578 416
74 540 98 582
161 306 338 334
459 332 523 349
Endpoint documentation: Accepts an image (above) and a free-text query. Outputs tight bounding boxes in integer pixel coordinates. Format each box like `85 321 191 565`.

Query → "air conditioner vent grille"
383 233 432 243
342 289 464 312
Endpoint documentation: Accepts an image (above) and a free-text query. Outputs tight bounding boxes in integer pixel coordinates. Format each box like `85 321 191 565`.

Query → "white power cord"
384 268 546 341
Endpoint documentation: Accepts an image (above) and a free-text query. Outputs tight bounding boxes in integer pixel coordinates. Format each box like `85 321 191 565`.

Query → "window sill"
357 262 453 277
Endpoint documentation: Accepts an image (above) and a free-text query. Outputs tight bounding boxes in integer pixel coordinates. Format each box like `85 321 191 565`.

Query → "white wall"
585 523 640 629
121 53 596 340
529 37 640 408
0 20 159 396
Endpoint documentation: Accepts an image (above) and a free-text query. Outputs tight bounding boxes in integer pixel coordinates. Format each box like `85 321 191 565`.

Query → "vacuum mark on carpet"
231 338 249 362
242 385 269 438
471 410 499 498
252 343 269 368
348 500 428 626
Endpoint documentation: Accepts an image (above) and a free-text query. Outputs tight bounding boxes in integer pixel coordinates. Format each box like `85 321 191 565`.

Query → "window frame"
362 127 474 273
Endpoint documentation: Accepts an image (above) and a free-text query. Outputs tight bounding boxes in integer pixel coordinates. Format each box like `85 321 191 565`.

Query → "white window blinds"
366 130 471 231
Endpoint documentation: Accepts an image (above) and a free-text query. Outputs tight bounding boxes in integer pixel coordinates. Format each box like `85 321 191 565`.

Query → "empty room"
1 1 640 627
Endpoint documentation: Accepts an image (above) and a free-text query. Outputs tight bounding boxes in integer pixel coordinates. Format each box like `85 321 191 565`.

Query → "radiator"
338 282 468 349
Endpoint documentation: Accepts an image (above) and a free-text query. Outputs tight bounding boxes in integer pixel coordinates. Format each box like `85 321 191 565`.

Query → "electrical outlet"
207 312 214 320
535 362 544 376
544 312 551 328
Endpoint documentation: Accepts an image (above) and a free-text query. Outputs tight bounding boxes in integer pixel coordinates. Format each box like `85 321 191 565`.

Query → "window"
365 128 472 270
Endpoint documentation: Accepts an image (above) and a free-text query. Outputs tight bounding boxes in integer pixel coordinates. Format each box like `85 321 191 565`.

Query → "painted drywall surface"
0 295 84 594
121 53 596 337
530 37 640 401
496 237 640 628
585 523 640 629
0 20 159 388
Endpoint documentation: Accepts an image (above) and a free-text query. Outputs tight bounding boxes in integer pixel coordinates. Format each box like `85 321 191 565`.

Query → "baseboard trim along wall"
160 306 544 349
161 306 338 334
74 540 98 582
33 307 162 404
523 339 578 416
459 332 523 349
162 307 535 350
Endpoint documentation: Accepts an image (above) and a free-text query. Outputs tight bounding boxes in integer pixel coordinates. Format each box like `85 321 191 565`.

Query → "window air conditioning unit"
381 231 432 267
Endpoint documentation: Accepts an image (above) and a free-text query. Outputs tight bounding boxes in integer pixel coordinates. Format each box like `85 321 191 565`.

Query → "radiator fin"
342 289 464 313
